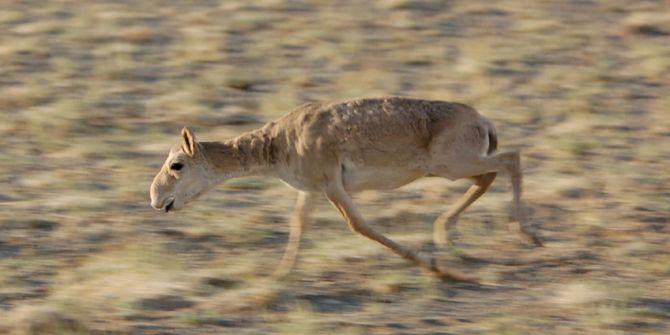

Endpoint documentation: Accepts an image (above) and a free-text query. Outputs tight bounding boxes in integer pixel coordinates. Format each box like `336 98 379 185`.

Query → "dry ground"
1 0 669 334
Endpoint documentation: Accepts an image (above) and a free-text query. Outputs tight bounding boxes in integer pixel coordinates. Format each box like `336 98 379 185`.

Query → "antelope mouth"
165 199 175 213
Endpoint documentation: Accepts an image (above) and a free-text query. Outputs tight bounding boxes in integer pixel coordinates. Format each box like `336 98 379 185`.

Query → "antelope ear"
181 127 197 157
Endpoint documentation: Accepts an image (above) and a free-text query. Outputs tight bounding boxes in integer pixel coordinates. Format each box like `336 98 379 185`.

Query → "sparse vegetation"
1 0 669 334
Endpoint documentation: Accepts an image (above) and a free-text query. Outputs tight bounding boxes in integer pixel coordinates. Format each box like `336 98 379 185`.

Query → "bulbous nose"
151 198 163 210
150 178 165 210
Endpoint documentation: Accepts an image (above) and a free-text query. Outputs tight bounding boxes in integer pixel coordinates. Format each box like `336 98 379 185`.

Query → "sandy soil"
0 0 669 334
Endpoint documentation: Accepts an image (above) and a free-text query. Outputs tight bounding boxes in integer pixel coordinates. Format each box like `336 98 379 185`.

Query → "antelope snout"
150 179 168 211
151 198 163 210
151 197 175 212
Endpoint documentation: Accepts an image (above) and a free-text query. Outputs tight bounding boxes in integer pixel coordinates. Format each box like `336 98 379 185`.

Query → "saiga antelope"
150 97 542 283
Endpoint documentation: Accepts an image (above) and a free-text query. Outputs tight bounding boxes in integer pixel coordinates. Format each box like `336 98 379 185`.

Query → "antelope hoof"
433 231 460 249
429 257 480 284
508 222 543 247
527 232 544 247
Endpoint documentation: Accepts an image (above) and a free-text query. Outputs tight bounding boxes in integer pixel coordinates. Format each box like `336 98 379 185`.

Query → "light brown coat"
150 96 542 283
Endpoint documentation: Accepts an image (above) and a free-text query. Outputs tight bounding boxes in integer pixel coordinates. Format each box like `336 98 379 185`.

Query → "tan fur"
150 96 542 283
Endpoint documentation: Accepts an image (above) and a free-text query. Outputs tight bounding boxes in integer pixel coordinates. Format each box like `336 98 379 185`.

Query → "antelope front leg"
272 191 318 278
325 182 479 283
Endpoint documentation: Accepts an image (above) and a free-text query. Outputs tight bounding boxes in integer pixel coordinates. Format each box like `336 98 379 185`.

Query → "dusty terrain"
0 0 669 334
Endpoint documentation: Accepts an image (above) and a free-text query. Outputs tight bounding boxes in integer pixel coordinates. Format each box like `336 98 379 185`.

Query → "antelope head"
150 127 218 212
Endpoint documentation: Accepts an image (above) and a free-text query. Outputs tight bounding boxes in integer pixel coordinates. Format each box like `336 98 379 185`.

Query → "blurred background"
1 0 669 334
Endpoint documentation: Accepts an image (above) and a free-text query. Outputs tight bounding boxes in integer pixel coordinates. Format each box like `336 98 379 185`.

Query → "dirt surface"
1 0 669 334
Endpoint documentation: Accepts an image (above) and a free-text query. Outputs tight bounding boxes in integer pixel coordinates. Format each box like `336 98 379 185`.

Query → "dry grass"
0 0 669 334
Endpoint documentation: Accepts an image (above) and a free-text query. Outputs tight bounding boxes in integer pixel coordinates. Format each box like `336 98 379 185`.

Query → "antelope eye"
170 162 184 171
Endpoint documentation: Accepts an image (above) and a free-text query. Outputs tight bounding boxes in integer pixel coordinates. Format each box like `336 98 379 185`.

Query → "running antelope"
150 96 542 283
